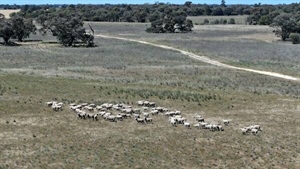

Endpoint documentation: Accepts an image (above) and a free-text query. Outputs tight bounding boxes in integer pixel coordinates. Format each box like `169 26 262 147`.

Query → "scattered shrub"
220 18 227 24
203 18 209 25
213 19 220 24
289 33 300 44
228 18 235 24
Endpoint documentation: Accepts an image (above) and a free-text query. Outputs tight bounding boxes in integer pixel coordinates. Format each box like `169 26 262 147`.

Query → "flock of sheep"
240 125 261 135
46 100 262 135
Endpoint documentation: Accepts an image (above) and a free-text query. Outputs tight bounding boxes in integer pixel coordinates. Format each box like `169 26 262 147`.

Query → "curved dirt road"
96 34 300 82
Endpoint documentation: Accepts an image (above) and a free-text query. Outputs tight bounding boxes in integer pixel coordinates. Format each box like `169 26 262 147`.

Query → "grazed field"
0 22 300 168
0 9 20 18
91 23 300 77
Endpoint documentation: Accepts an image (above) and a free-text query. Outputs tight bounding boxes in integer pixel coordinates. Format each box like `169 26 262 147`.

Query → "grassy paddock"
87 22 299 76
0 9 20 18
0 22 300 168
0 74 299 168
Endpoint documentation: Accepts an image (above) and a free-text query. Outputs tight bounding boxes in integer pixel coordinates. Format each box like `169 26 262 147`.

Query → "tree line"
5 2 299 23
0 8 95 47
2 2 300 43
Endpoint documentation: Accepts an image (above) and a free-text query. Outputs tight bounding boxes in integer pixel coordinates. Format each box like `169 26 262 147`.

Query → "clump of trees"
0 13 36 45
270 13 300 42
36 9 95 47
0 6 95 47
146 11 193 33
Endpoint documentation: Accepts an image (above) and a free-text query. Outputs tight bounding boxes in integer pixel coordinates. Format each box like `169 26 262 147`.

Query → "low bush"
289 33 300 44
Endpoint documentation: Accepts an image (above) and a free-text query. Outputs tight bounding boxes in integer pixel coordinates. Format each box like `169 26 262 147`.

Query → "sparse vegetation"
289 33 300 44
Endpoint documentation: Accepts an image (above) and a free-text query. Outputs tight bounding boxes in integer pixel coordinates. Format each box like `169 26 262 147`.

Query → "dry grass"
0 9 20 18
0 22 300 168
0 74 299 168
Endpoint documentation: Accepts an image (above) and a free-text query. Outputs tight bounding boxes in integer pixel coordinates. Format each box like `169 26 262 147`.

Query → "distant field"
88 22 300 77
1 22 300 168
187 15 249 25
0 9 20 18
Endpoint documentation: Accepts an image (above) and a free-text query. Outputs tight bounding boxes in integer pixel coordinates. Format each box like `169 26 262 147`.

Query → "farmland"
0 22 300 168
0 9 20 18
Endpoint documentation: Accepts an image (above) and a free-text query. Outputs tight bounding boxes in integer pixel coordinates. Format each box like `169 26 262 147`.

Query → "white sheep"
251 128 259 135
176 118 186 124
116 115 123 121
107 115 116 122
184 122 191 128
149 102 156 107
217 125 224 131
135 118 145 124
193 123 201 129
98 111 106 116
133 114 140 119
196 118 205 122
77 112 86 119
204 124 212 130
137 100 144 106
69 103 76 106
241 128 250 135
151 110 159 115
46 101 54 107
252 125 261 131
210 124 219 131
93 114 98 121
143 101 150 106
144 117 153 124
223 119 230 126
200 122 208 129
194 115 202 119
170 119 177 127
174 111 181 115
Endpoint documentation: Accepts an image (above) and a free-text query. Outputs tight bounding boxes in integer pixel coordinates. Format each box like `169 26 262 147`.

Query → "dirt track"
96 34 300 82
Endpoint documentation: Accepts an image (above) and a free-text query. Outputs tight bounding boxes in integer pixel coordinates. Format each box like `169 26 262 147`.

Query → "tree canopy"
11 16 36 42
9 3 300 23
0 19 14 45
36 10 94 47
4 3 300 43
270 13 299 41
146 11 193 33
0 15 36 45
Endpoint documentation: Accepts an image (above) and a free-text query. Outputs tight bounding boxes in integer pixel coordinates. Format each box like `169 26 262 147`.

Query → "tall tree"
11 16 36 42
146 11 193 33
0 19 14 45
221 0 226 7
37 13 94 47
270 13 297 41
184 1 192 7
